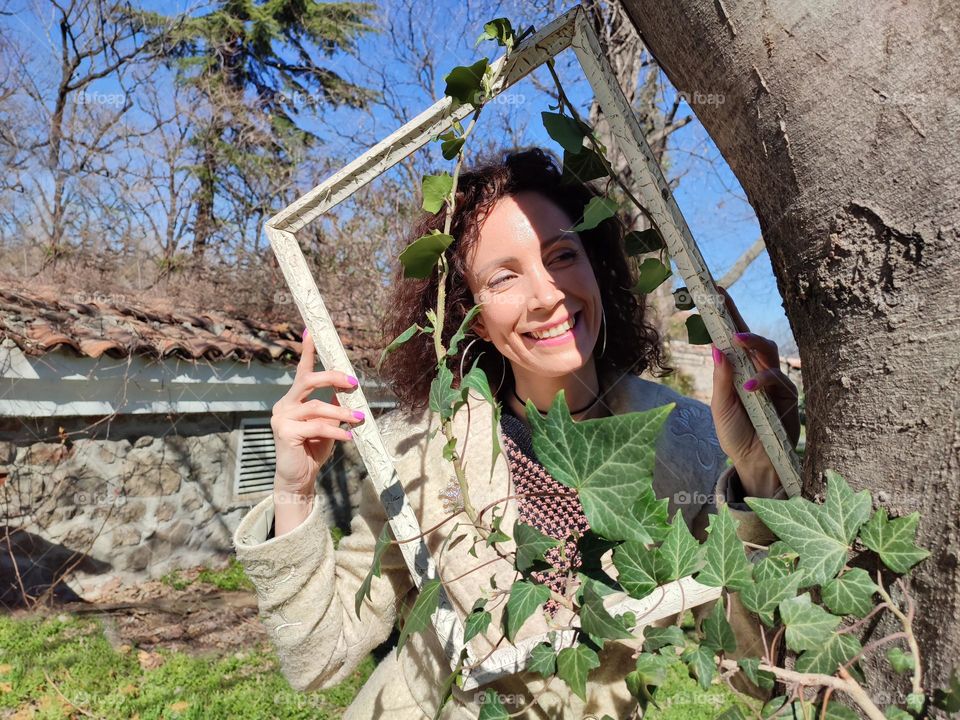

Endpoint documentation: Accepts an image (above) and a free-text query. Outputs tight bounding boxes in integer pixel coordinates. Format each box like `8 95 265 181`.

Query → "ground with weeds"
1 557 755 719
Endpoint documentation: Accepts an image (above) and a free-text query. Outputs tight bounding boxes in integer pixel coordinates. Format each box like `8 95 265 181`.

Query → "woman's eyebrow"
476 233 576 276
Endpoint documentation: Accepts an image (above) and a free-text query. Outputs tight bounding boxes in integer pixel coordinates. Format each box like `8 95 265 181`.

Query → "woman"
233 148 799 718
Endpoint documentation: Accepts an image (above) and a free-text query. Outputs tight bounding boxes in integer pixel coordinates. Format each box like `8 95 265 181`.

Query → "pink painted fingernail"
712 346 723 365
345 430 353 439
347 375 359 386
353 410 365 421
743 378 759 391
734 332 750 342
302 328 308 340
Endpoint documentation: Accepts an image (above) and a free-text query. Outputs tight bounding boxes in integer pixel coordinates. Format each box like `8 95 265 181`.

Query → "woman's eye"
554 250 578 262
489 274 512 288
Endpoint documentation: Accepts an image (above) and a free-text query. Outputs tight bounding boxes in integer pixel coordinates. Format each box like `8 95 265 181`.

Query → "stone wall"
0 412 370 604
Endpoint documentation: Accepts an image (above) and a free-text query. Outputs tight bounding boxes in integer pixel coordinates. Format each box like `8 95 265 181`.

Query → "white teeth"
530 314 576 339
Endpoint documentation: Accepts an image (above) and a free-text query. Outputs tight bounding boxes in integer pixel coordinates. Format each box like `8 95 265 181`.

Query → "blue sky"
5 0 795 349
318 3 797 349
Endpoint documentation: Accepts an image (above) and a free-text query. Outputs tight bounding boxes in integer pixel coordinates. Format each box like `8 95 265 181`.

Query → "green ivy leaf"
441 437 457 461
421 173 454 214
752 553 795 583
396 578 442 655
822 568 878 617
906 692 925 715
625 652 671 710
886 647 915 674
642 625 685 654
685 314 711 345
441 136 465 160
570 195 619 232
447 304 482 356
613 541 659 600
475 17 514 47
740 572 803 626
703 597 737 654
444 58 489 109
933 668 960 712
779 593 842 652
795 632 861 674
429 363 461 421
556 643 600 701
654 511 703 583
526 643 557 676
883 707 912 720
632 257 672 294
819 470 872 544
463 607 492 644
503 581 550 642
435 648 466 720
746 498 845 586
761 696 787 718
526 393 674 542
355 523 393 618
697 505 753 593
477 688 509 719
625 228 665 256
399 230 454 279
542 111 587 154
514 522 561 572
681 645 716 690
485 511 510 545
377 323 421 372
579 579 634 641
738 657 775 690
859 509 930 574
629 486 671 544
818 704 860 719
561 146 607 184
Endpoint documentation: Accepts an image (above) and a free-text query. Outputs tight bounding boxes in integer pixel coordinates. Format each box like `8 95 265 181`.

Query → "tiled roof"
0 285 380 367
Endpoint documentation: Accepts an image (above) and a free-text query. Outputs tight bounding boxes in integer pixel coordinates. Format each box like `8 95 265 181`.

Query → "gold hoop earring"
598 305 607 358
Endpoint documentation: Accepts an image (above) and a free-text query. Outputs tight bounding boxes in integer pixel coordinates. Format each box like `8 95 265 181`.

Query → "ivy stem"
874 574 923 696
430 46 513 530
836 601 889 635
717 659 887 720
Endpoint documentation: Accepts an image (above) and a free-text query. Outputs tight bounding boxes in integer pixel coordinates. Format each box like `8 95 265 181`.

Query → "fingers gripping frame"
263 3 800 692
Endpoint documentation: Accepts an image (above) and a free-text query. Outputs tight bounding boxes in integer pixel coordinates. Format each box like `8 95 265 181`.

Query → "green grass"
642 659 755 720
0 613 374 719
160 558 255 592
0 610 761 720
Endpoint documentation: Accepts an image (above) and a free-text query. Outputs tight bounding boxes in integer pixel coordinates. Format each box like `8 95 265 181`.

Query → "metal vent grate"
235 417 276 495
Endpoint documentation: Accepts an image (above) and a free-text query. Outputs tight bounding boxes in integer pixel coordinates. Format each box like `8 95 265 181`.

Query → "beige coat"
233 372 779 719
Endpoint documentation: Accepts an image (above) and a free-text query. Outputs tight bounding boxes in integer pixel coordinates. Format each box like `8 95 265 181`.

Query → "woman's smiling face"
466 190 603 379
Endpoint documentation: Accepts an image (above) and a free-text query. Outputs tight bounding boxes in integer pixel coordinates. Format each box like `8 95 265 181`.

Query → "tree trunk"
192 134 217 259
620 0 960 695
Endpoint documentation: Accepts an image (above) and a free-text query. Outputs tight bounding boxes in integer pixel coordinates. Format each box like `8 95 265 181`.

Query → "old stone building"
0 285 393 606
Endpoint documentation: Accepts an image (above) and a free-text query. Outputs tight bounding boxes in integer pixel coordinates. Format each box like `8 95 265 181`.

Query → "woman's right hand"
271 329 365 498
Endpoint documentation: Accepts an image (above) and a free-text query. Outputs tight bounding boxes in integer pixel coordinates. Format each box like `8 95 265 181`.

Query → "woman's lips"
523 311 581 346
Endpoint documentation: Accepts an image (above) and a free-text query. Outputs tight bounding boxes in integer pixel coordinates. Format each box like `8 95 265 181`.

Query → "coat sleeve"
232 415 414 692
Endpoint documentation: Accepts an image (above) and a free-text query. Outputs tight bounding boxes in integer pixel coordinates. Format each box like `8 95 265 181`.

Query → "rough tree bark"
620 0 960 696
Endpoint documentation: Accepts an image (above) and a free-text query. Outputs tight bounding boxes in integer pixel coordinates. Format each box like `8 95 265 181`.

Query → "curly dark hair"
378 146 671 410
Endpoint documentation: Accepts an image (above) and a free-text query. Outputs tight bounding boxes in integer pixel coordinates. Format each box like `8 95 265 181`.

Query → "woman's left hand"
710 286 801 498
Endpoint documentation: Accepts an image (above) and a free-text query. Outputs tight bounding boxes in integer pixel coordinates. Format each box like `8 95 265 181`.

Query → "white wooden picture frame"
263 4 801 690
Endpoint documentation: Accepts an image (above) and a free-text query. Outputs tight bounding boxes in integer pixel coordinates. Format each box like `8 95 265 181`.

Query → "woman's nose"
526 265 563 312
